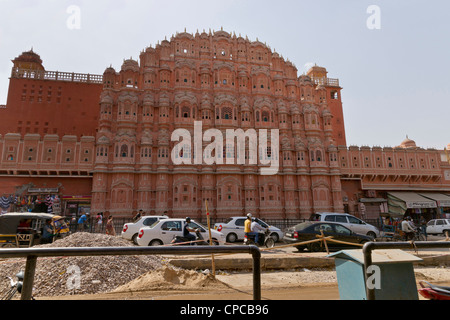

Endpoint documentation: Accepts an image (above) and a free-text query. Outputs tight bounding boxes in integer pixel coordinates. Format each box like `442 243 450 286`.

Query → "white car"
122 216 168 244
214 217 284 243
136 218 226 246
310 212 380 239
426 219 450 235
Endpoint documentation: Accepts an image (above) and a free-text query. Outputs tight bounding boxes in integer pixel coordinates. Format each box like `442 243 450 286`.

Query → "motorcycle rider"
401 216 415 241
244 213 253 239
183 217 197 243
250 218 267 245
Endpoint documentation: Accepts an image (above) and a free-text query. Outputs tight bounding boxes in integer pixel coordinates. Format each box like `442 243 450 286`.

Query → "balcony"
11 67 103 84
311 77 340 87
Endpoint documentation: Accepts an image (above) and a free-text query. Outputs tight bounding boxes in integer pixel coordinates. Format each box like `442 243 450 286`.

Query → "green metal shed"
328 249 423 300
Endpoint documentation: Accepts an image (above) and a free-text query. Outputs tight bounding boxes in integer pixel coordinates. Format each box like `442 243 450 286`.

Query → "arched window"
262 110 270 122
182 106 190 118
222 107 232 120
316 150 322 162
121 145 128 158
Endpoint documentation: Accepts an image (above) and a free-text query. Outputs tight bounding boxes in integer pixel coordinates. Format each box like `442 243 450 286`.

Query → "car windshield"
224 218 233 224
143 218 156 226
347 216 363 224
255 218 268 228
189 222 206 232
294 222 313 231
148 220 160 229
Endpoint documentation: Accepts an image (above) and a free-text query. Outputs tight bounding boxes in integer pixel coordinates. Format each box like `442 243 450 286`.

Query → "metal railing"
363 241 450 300
0 245 262 301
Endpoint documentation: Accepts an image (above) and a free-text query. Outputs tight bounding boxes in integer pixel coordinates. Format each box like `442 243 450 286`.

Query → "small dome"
399 136 417 149
446 143 450 151
103 66 116 75
12 49 44 70
13 49 43 65
121 59 139 72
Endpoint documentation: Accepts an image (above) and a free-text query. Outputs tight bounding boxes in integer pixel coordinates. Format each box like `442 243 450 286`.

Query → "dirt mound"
39 232 135 248
114 266 228 293
0 233 163 298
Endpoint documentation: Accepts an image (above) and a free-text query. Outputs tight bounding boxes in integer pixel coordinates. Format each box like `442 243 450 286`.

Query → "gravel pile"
0 233 164 298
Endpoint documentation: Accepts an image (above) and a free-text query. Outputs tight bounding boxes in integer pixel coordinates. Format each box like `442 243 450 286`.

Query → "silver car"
310 212 380 239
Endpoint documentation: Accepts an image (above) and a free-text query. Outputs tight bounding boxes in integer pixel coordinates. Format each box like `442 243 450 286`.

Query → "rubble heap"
0 233 164 297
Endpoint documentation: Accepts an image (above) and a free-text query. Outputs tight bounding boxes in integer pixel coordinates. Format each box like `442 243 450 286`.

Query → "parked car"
214 217 284 243
136 218 226 246
426 219 450 236
121 215 168 244
283 221 372 252
309 212 380 239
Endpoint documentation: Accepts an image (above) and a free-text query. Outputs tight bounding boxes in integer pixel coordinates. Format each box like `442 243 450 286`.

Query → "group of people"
75 212 116 236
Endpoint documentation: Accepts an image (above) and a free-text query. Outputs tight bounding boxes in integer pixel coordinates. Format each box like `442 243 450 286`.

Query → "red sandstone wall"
1 78 102 138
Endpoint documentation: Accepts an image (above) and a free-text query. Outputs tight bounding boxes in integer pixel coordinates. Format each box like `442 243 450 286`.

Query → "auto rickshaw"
0 213 69 248
50 215 70 240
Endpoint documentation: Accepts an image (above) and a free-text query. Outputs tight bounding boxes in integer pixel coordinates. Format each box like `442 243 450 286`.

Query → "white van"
310 212 380 239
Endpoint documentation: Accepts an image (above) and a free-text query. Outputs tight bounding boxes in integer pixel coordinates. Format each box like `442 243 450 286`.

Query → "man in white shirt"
251 219 267 244
401 217 415 240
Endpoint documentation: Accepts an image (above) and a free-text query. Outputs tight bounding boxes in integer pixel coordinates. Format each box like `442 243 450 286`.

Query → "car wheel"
295 246 306 252
149 239 163 246
417 234 426 241
226 233 238 243
131 233 138 245
308 242 322 252
367 232 376 239
269 233 279 243
265 237 275 249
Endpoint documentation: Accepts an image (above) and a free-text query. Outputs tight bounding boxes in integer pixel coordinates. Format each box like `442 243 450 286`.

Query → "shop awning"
359 198 387 203
388 192 437 210
418 193 450 207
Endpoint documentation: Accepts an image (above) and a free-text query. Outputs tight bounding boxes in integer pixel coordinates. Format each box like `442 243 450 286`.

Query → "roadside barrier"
0 245 262 301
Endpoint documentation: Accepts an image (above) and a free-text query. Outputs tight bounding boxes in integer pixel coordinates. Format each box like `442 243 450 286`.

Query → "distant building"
0 30 449 221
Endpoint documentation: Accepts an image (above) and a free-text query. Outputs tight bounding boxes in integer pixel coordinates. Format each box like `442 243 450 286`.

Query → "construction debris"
0 233 164 297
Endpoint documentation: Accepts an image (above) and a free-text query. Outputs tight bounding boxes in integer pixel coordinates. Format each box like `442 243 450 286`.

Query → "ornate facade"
0 30 449 220
90 30 347 219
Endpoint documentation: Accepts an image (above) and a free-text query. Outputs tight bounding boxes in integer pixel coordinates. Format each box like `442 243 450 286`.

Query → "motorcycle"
1 271 24 300
171 229 210 246
418 281 450 300
244 229 275 248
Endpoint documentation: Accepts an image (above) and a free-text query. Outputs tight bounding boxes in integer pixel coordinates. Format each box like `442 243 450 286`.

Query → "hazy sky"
0 0 448 149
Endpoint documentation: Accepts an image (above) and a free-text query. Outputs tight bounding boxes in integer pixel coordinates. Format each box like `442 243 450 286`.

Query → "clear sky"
0 0 448 149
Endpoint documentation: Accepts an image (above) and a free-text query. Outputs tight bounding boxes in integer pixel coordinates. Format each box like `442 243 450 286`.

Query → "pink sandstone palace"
0 29 449 222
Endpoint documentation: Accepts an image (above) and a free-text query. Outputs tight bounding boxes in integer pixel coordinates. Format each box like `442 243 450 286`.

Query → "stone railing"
311 77 340 87
11 67 103 84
